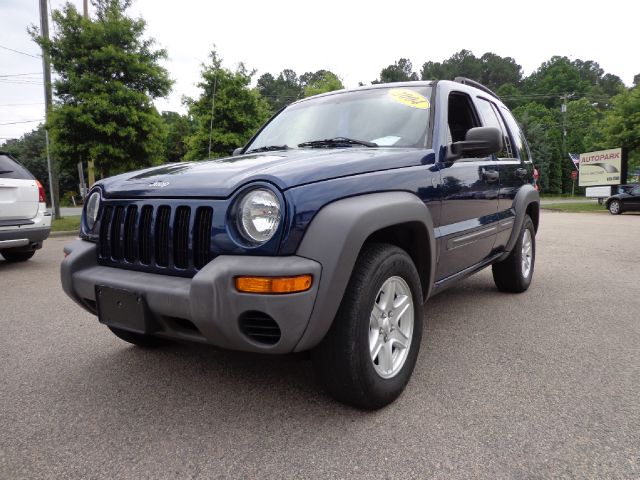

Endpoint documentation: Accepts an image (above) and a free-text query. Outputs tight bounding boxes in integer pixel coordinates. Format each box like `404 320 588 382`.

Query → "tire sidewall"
354 249 423 405
516 216 536 289
609 200 621 214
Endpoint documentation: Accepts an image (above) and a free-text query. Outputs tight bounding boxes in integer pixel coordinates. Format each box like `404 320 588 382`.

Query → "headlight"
85 191 101 231
236 188 281 244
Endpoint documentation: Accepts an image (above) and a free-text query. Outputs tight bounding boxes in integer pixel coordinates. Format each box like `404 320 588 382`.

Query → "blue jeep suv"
61 78 539 409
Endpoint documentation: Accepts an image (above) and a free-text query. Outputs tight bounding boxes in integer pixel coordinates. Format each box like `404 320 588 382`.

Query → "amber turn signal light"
235 275 313 294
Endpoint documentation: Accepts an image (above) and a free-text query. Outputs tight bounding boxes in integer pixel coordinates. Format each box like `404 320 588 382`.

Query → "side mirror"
447 127 503 162
232 147 244 156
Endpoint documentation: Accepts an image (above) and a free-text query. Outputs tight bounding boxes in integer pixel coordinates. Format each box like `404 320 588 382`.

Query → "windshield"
246 86 432 151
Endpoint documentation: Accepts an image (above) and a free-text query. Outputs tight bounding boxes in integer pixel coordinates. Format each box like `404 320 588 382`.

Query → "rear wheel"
107 326 170 348
312 243 423 410
1 250 35 262
492 215 536 293
608 200 621 215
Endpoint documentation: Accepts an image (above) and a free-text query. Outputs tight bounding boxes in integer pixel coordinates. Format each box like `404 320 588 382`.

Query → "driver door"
435 91 499 281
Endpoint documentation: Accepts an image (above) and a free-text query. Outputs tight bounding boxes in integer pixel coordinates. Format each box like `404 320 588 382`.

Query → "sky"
1 0 638 144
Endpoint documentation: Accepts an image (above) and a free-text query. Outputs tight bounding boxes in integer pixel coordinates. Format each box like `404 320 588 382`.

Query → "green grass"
51 216 81 232
541 202 607 213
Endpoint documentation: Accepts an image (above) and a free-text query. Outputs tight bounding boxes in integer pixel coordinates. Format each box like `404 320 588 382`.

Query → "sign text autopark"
578 148 623 186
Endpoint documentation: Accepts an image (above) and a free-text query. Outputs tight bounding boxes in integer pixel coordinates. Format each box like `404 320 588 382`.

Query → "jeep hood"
99 148 435 198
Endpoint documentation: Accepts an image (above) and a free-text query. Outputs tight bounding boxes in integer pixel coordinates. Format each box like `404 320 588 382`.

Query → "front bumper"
61 240 322 353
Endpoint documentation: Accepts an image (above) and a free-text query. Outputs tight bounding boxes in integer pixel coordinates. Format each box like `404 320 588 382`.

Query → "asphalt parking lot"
1 211 639 479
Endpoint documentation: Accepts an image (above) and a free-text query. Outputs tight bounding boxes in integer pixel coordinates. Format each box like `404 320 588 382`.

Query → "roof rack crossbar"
453 77 500 100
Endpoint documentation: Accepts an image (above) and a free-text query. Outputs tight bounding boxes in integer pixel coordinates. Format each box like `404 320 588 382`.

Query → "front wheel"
608 200 622 215
312 243 423 410
492 215 536 293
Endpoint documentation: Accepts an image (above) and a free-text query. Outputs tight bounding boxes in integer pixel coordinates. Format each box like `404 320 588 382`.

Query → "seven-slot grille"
97 201 214 276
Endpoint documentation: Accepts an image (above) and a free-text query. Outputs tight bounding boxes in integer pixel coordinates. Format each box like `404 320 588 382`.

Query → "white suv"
0 152 51 262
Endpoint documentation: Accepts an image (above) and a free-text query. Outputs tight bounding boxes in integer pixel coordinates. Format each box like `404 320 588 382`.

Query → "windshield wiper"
298 137 378 148
245 145 289 154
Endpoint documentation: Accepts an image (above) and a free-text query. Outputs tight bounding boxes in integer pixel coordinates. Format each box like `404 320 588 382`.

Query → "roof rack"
454 77 500 100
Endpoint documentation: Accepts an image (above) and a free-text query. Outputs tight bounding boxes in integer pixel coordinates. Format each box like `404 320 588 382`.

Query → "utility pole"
83 0 95 188
207 72 218 158
39 0 60 219
560 93 575 197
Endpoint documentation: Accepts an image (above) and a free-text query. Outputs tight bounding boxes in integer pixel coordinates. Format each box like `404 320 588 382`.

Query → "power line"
0 44 42 59
0 80 44 85
0 72 42 78
0 102 45 107
0 119 44 126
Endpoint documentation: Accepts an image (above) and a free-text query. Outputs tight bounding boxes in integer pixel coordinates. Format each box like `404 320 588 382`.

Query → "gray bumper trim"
0 226 50 245
61 240 322 353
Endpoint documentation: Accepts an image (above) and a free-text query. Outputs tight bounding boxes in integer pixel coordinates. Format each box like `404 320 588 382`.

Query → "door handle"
515 168 528 178
482 170 499 183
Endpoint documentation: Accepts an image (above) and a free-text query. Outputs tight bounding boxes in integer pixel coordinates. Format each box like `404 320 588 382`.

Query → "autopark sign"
578 148 623 186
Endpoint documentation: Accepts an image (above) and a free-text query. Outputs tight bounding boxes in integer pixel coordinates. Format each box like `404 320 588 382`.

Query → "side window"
475 98 514 159
448 92 479 144
632 186 640 196
500 107 530 162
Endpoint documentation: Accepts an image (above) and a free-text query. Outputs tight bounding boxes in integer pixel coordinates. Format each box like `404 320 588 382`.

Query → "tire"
608 200 622 215
107 326 170 348
492 215 536 293
312 243 424 410
1 250 35 262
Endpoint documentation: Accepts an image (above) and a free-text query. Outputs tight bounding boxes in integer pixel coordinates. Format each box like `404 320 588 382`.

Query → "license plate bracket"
96 285 152 334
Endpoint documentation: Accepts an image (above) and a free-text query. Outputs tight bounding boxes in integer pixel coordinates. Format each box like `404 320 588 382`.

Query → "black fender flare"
294 191 436 352
499 184 540 261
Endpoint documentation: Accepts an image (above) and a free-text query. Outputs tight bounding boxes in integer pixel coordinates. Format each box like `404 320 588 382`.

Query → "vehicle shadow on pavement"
57 274 501 423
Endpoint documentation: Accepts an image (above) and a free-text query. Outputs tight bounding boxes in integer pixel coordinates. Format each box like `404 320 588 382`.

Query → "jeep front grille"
97 200 215 277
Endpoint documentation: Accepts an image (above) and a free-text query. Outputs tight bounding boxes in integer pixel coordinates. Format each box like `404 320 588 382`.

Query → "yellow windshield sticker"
389 89 430 109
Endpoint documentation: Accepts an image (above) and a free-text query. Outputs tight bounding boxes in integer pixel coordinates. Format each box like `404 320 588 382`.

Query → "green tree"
478 53 522 91
2 124 76 202
32 0 172 178
420 50 522 92
161 111 191 163
496 83 526 110
374 58 418 83
301 70 344 97
524 56 587 109
421 50 482 83
256 69 302 112
599 85 640 172
184 50 271 160
513 103 563 194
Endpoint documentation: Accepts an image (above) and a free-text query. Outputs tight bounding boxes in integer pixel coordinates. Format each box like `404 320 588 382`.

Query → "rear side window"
475 98 514 159
0 154 34 180
499 107 531 162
